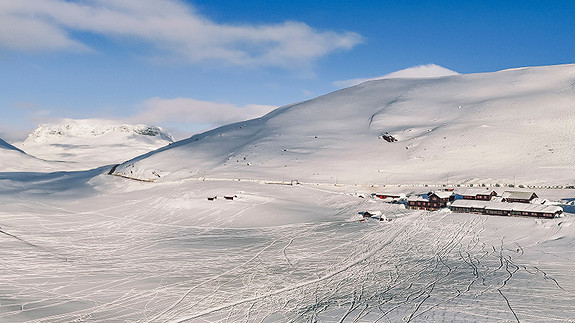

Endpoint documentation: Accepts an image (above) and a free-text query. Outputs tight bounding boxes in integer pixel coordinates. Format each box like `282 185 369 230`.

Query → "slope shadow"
0 166 111 198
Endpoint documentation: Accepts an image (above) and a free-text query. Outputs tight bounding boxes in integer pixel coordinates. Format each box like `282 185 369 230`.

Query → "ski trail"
168 222 408 322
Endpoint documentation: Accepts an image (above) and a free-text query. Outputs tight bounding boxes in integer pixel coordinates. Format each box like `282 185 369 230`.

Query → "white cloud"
128 97 276 134
4 97 276 141
0 0 362 68
333 64 459 88
0 124 34 143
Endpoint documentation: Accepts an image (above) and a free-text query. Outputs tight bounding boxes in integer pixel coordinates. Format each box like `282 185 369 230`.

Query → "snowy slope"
0 137 57 172
334 64 460 87
113 64 575 186
17 119 174 170
0 138 24 153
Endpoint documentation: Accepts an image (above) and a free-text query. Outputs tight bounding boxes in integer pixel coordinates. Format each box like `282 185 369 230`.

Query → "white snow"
0 137 58 172
0 175 574 322
2 64 575 322
0 138 24 153
333 64 460 87
15 118 173 170
113 64 575 187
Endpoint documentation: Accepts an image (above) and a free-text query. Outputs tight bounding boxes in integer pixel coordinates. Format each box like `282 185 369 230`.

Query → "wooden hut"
501 191 538 203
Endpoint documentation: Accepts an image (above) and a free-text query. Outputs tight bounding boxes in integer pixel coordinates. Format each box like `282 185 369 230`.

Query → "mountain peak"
334 64 459 88
112 63 575 186
23 118 174 144
18 119 174 169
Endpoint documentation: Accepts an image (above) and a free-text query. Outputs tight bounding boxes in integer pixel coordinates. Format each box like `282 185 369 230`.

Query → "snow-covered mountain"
17 119 174 169
3 65 575 323
112 64 575 186
333 64 460 87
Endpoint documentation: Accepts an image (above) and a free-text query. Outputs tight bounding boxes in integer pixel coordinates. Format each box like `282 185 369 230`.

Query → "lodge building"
459 189 498 201
450 199 563 218
407 191 454 211
405 189 563 218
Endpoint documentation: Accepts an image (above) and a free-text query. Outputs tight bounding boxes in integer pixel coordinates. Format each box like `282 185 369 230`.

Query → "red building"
407 191 453 211
460 189 498 201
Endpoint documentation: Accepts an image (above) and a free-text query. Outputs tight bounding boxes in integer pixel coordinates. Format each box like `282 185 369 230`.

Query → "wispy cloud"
333 64 459 88
128 97 276 136
0 0 362 68
3 96 276 141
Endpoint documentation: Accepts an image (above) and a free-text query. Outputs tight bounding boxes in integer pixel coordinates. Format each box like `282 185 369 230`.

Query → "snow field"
0 176 573 322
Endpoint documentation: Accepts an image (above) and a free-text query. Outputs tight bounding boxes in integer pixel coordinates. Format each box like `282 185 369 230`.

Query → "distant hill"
17 119 174 170
0 138 25 153
112 64 575 186
0 137 55 172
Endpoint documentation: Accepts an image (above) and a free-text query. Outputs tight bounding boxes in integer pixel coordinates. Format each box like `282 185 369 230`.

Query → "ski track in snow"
0 180 574 322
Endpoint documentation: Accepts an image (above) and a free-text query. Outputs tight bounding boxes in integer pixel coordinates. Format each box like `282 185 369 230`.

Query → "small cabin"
501 191 538 203
374 193 402 200
359 210 388 221
459 189 498 201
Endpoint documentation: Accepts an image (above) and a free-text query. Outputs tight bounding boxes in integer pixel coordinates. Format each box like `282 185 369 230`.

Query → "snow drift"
112 64 575 186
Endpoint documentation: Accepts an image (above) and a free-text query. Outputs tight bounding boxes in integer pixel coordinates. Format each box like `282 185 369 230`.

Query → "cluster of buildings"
373 189 564 218
448 190 563 218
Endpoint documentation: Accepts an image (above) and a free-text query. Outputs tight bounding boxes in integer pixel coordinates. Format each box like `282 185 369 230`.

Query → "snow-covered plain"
0 173 574 322
1 64 575 322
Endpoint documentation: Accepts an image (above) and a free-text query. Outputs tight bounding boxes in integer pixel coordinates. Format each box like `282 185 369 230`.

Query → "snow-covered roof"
501 191 536 200
374 193 404 197
407 195 428 202
451 199 562 214
457 188 498 196
491 196 504 202
431 191 453 199
530 198 549 205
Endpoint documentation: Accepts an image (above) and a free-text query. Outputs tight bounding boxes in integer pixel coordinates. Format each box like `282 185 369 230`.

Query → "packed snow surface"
0 173 574 322
113 64 575 186
16 119 173 170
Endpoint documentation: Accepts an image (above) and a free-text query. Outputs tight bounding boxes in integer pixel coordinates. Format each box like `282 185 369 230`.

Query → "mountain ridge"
107 63 575 185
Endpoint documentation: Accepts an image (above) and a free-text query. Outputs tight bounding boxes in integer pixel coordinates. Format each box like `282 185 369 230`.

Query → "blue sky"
1 0 574 140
